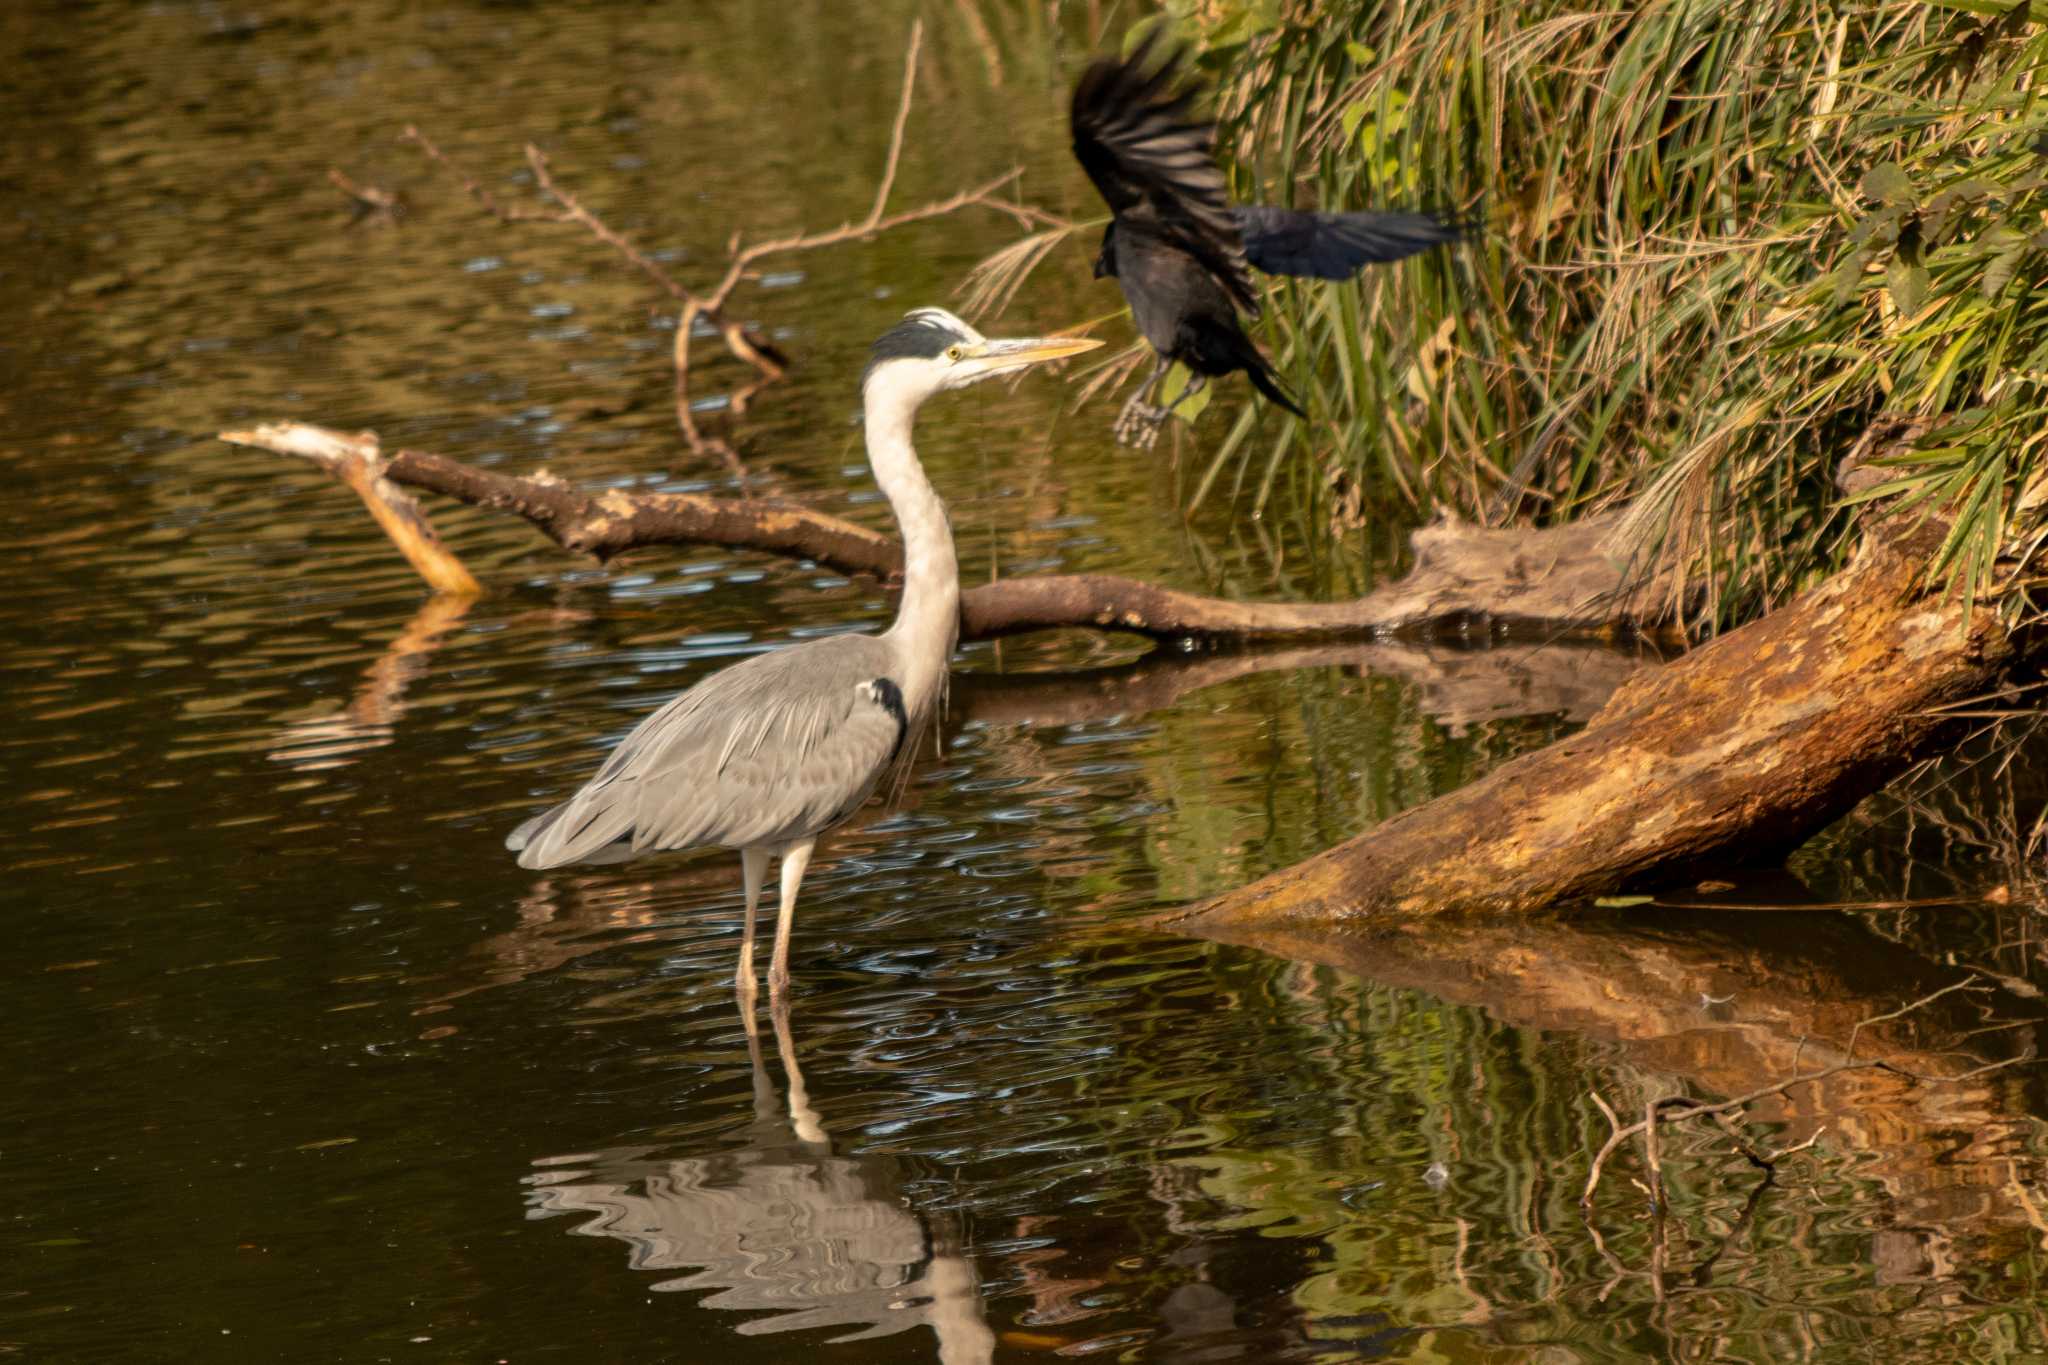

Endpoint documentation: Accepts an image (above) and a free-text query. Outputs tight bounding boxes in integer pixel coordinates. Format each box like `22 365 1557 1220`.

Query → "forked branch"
222 421 1667 644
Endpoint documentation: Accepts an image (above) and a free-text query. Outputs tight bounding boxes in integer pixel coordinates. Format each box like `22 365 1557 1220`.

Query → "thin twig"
400 126 566 223
402 20 1042 486
328 167 404 224
522 144 693 303
868 17 925 226
1642 1096 1665 1209
703 168 1029 315
1581 976 2017 1209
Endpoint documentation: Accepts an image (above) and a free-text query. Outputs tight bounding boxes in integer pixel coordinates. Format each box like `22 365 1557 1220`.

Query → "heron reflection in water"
526 1002 996 1364
508 310 1099 1000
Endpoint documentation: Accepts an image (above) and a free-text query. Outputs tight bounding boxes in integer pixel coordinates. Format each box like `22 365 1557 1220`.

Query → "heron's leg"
736 846 770 1016
741 990 776 1114
767 838 816 998
769 988 826 1145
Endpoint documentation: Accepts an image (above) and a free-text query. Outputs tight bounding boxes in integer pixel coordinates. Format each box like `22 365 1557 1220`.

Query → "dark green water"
6 3 2048 1361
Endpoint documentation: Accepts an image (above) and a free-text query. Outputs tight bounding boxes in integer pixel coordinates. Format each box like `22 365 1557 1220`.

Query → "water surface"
6 4 2047 1362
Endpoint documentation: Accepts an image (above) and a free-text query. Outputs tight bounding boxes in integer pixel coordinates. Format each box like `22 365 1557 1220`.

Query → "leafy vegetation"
1022 1 2048 630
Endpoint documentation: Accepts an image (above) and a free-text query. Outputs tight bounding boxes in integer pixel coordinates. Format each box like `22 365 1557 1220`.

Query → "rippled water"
8 4 2048 1362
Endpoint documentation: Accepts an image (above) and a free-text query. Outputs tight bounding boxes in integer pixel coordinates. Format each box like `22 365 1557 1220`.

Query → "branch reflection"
266 593 477 770
952 636 1658 731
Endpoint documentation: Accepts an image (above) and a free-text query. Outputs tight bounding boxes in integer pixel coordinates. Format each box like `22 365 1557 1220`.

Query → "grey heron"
507 308 1100 999
1072 32 1472 445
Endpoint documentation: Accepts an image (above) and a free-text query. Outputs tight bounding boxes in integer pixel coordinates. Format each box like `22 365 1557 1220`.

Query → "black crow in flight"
1071 33 1471 444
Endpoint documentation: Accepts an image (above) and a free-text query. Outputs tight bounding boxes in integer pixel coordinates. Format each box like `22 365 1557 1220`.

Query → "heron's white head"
861 308 1101 411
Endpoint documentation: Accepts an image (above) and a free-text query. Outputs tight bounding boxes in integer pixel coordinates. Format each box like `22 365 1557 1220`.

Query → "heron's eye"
945 344 964 362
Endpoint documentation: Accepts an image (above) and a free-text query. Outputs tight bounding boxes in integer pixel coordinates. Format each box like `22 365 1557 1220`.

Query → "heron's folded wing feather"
1232 206 1468 280
510 635 906 868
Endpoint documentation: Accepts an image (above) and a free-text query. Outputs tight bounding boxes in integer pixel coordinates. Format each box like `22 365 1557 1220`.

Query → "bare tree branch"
220 422 1669 644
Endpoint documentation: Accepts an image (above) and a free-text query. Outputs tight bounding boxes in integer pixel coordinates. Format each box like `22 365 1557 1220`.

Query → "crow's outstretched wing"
1232 206 1470 280
1070 32 1259 315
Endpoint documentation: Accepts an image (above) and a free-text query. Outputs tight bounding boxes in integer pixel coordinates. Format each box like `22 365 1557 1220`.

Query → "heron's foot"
1114 396 1170 448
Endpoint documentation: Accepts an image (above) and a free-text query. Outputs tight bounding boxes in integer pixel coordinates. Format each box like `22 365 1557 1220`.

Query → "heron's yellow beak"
970 335 1104 374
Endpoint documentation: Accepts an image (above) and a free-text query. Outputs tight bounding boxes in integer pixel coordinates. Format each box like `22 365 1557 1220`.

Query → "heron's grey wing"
508 635 910 869
1232 206 1469 280
1070 33 1259 315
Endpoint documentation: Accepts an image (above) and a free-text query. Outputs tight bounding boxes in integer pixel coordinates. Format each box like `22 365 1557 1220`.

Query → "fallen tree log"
222 421 1672 644
1164 525 2018 931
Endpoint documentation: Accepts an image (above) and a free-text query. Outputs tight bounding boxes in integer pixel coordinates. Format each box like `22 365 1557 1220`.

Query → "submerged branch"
222 422 1673 645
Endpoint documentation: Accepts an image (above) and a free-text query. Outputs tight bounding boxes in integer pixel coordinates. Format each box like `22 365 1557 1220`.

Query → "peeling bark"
1167 528 2017 930
224 423 482 595
384 446 901 580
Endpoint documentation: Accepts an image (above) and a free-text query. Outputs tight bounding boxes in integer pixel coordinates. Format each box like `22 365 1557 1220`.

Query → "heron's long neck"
866 394 958 720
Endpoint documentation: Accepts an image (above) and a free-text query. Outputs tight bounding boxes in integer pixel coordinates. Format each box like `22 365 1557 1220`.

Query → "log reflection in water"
525 998 995 1363
952 637 1656 731
1187 902 2048 1275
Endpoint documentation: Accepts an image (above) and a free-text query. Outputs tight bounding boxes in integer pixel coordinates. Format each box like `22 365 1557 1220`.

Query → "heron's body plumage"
507 633 914 868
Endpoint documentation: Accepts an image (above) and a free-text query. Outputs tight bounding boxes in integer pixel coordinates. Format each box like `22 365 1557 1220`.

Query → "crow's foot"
1114 395 1170 448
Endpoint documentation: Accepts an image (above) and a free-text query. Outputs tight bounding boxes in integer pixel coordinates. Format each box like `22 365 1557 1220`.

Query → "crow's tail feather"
1241 349 1305 418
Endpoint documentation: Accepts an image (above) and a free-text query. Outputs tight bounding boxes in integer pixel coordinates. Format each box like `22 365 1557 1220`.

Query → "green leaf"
1851 208 1903 247
1984 244 2028 299
1888 255 1931 316
1344 41 1375 65
1861 162 1916 208
1829 248 1870 305
1204 0 1281 49
1594 894 1655 907
1158 363 1213 424
1340 101 1368 141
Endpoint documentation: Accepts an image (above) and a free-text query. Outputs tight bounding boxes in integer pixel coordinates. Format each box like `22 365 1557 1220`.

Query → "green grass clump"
1170 0 2048 629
